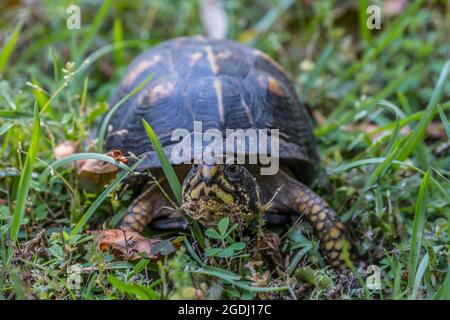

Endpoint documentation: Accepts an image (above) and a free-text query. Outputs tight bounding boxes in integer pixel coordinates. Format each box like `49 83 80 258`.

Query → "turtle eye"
225 164 241 178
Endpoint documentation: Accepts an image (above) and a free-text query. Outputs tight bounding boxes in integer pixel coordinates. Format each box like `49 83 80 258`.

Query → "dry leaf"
76 157 118 193
105 149 129 165
88 229 165 260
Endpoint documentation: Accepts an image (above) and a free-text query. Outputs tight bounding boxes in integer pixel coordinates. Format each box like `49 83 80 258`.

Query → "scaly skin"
293 182 351 268
120 183 178 232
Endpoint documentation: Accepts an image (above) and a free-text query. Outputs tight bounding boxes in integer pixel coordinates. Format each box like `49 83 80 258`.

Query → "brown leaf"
105 149 129 165
76 157 118 193
88 229 167 261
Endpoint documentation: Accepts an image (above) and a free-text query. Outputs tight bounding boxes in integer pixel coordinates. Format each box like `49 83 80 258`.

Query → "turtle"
104 36 351 268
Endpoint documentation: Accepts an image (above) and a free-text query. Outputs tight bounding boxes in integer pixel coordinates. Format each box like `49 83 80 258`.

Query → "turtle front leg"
119 184 178 232
293 182 351 268
257 169 353 268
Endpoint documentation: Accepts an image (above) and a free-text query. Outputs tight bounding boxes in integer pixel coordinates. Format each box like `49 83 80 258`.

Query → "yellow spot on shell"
267 76 285 96
147 82 175 105
188 52 203 67
316 222 324 231
214 79 225 124
123 55 161 88
334 240 342 250
216 51 232 60
205 46 219 74
253 49 290 79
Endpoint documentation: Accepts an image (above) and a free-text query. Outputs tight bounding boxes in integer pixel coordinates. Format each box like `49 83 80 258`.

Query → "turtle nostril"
202 176 213 184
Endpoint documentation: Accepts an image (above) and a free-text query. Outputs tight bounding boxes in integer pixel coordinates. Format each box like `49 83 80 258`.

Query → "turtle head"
182 163 261 227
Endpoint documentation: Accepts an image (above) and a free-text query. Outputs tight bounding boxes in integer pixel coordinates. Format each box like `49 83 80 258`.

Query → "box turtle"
103 36 351 268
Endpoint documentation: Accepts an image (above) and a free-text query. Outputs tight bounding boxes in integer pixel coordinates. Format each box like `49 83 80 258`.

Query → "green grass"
8 104 40 247
0 0 449 300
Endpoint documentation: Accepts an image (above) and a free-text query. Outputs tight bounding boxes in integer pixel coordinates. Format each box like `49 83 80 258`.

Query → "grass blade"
70 158 144 236
76 0 112 63
287 244 312 276
0 122 14 136
316 64 421 137
141 112 205 249
412 253 429 299
108 275 157 300
113 18 125 68
329 158 449 203
96 73 154 152
39 152 133 184
193 268 289 293
393 261 403 299
437 104 450 139
342 132 412 220
303 42 334 98
238 0 295 43
433 270 450 300
407 170 431 288
0 110 33 120
142 120 182 206
359 0 371 44
369 103 450 136
0 22 22 73
398 60 450 161
9 104 40 245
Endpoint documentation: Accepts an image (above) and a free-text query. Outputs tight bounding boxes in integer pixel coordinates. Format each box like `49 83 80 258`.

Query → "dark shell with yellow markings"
105 36 319 184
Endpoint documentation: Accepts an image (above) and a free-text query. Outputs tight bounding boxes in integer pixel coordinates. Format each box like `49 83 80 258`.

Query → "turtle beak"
200 164 218 183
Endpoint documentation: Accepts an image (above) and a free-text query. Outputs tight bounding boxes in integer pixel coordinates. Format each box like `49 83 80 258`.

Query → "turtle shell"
105 36 319 184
